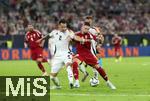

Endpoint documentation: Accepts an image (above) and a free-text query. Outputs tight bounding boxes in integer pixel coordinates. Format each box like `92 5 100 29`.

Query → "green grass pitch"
0 57 150 101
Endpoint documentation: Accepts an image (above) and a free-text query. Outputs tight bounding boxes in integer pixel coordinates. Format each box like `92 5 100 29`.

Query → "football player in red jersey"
24 25 48 76
112 34 122 62
72 22 116 89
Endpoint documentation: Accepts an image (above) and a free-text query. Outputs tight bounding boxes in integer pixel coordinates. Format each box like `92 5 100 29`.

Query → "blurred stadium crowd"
0 0 150 35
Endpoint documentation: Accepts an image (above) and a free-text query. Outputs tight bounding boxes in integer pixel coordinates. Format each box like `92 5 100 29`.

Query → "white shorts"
51 53 72 73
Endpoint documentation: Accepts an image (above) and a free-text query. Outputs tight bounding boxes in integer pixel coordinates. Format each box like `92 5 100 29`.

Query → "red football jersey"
75 32 96 54
25 30 43 49
112 36 121 47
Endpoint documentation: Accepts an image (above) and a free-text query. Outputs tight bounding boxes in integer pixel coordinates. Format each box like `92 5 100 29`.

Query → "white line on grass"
50 93 150 97
107 62 150 65
142 63 149 66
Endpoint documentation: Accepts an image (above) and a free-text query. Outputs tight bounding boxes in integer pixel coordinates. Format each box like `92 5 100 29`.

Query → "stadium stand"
0 0 149 35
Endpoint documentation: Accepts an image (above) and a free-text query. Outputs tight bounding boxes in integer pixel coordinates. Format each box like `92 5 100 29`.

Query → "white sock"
66 66 73 84
106 80 110 83
79 64 87 75
50 76 60 86
92 68 99 79
75 80 79 85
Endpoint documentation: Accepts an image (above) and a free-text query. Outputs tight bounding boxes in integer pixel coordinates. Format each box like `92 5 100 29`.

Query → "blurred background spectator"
0 0 150 35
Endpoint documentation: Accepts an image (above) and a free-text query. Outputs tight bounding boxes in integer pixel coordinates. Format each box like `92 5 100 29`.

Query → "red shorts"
31 47 43 60
77 52 98 65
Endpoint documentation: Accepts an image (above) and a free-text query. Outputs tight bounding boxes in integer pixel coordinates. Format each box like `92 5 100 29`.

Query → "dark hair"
58 19 67 24
85 16 93 20
84 22 90 26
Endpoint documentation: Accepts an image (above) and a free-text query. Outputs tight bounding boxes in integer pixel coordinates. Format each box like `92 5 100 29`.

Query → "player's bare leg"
92 68 99 79
115 52 120 62
66 62 74 89
117 52 122 62
79 62 89 82
115 49 122 62
79 63 99 82
93 64 116 90
79 62 99 82
92 58 103 79
79 62 86 75
50 73 61 89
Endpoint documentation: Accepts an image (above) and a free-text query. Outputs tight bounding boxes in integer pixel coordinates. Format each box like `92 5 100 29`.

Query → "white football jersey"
48 29 74 57
89 27 97 35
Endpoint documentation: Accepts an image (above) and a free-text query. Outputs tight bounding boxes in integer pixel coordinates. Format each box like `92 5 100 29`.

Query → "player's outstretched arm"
73 35 90 43
36 34 51 43
39 40 45 47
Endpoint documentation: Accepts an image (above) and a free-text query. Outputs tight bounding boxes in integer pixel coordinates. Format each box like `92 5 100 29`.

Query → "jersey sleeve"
68 30 75 39
75 32 81 36
89 28 97 35
48 30 56 38
49 30 57 37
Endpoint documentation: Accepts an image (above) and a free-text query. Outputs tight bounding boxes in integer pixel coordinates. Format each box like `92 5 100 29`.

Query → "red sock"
72 61 79 80
96 67 108 81
42 58 47 62
37 62 46 73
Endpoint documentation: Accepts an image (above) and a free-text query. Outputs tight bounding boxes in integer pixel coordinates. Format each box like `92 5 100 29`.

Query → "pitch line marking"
50 93 150 97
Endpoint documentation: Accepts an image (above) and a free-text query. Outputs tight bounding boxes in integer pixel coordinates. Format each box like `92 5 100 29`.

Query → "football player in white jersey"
48 20 74 89
37 19 89 89
79 16 104 82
